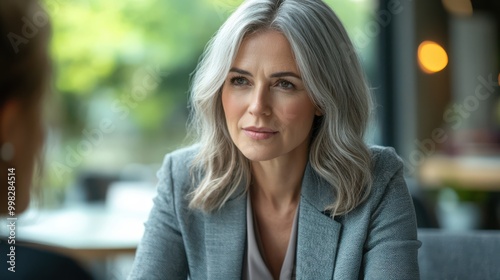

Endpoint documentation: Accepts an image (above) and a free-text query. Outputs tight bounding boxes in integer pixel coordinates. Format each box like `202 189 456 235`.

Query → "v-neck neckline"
245 194 299 280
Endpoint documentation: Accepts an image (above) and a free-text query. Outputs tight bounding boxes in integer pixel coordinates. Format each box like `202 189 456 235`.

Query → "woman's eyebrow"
229 67 302 80
270 71 302 80
229 67 252 76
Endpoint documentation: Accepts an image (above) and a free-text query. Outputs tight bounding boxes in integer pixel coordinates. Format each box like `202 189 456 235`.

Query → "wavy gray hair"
188 0 373 216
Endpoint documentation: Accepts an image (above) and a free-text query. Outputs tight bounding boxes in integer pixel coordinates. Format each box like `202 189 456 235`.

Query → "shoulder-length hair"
188 0 373 216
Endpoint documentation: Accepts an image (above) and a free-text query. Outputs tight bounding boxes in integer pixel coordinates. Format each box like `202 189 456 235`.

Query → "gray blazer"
128 145 420 280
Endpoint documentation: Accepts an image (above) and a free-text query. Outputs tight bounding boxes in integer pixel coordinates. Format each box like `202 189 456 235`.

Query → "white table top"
0 181 156 260
14 206 146 249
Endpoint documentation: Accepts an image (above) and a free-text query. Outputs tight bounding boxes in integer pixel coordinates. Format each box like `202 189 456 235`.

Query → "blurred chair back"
418 229 500 280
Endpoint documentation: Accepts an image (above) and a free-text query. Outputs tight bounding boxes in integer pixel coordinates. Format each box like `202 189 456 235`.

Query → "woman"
0 0 50 215
129 0 420 279
0 1 93 279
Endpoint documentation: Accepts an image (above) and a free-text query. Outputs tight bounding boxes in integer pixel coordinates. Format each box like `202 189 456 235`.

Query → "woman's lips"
242 127 278 140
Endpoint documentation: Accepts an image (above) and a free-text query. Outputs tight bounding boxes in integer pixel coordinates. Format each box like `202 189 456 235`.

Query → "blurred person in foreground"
0 0 92 279
129 0 420 279
0 0 48 214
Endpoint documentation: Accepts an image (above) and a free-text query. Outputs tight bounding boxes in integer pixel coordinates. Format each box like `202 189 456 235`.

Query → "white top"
243 194 299 280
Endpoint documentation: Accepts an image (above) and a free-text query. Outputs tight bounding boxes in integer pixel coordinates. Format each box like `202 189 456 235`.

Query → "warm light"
418 41 448 74
442 0 473 17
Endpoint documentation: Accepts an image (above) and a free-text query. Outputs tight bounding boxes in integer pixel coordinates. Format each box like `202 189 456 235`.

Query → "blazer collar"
300 162 337 212
205 181 247 280
296 162 342 279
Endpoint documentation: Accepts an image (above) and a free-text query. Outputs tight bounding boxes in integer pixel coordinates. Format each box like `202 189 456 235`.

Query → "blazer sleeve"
361 149 421 280
128 153 189 280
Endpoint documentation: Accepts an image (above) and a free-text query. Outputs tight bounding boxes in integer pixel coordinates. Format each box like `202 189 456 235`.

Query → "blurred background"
1 0 499 279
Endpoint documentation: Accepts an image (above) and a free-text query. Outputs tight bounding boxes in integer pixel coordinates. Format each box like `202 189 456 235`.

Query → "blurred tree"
42 0 227 194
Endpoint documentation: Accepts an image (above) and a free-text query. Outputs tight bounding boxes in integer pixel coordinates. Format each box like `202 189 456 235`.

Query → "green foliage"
441 182 489 203
47 0 220 94
42 0 229 159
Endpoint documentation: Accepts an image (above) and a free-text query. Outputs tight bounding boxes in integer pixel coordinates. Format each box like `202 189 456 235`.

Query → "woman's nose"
248 85 271 116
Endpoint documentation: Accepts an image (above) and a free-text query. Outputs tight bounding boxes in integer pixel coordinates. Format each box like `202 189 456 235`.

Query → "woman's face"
221 30 321 162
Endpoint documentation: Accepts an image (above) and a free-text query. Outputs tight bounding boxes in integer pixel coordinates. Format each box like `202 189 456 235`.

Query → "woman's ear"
315 108 323 116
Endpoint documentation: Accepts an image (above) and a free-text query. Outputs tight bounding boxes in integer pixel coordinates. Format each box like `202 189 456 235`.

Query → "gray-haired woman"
129 0 420 279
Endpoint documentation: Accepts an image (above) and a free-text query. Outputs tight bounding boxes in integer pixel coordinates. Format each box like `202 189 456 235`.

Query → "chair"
418 229 500 280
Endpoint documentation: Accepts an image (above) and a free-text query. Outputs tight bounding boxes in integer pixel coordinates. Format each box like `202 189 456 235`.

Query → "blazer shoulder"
158 144 200 189
367 145 407 200
163 144 200 167
369 145 404 176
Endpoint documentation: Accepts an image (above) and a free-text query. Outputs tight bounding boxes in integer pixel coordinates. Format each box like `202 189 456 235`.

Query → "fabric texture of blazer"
128 145 421 280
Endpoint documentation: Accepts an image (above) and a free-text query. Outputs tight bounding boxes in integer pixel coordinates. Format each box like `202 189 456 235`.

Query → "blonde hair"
188 0 373 216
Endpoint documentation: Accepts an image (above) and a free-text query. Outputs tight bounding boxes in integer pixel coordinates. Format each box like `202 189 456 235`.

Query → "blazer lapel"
205 186 247 280
296 163 342 280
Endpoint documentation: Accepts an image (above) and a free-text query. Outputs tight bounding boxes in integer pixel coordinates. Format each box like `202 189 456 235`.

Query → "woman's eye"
230 77 249 86
277 80 295 90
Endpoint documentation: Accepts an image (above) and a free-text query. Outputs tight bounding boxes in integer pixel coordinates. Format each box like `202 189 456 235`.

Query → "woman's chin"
239 149 277 162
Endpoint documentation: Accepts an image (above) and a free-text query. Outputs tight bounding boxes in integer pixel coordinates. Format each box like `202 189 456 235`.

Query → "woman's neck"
250 149 308 211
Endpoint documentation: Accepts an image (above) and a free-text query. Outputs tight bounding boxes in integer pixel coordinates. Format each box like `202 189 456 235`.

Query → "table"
0 181 156 262
1 204 147 263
